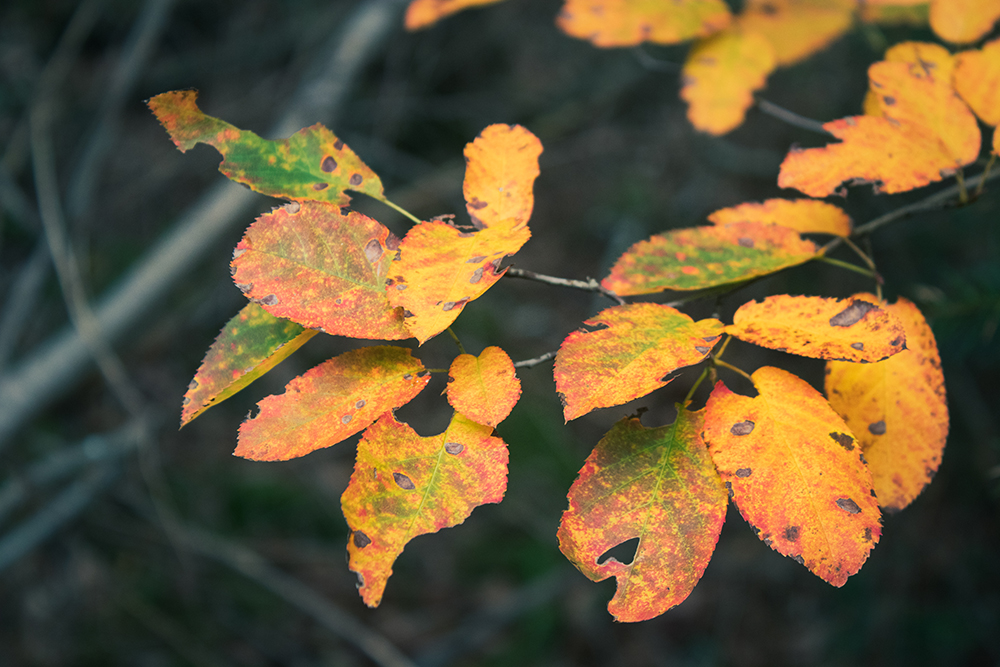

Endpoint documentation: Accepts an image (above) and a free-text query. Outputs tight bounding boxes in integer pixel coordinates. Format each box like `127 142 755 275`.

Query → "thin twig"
506 267 625 305
512 350 557 369
0 242 50 371
755 98 833 136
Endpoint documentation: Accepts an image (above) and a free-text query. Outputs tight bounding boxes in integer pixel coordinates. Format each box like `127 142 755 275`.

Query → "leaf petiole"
683 366 710 404
447 327 466 355
814 255 877 279
382 197 423 225
714 359 752 383
976 153 997 198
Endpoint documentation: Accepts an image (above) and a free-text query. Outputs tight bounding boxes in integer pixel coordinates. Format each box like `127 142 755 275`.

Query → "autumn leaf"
180 303 316 427
707 199 852 237
463 124 542 229
858 0 928 26
230 202 408 341
554 304 723 421
446 346 521 427
235 346 430 461
737 0 854 67
602 221 818 296
954 37 1000 126
929 0 1000 44
727 294 906 362
680 29 776 135
703 367 882 586
343 412 509 607
386 217 530 344
405 0 507 30
778 60 981 196
556 0 732 47
558 409 727 622
147 90 384 205
825 295 948 512
862 41 954 116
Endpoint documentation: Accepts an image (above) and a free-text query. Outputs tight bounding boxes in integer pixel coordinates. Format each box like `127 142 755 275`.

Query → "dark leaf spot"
731 420 755 436
335 298 343 305
829 299 878 327
792 554 805 565
313 182 329 191
468 197 488 210
891 336 904 347
725 481 734 499
393 472 415 490
883 95 896 105
830 432 854 450
694 346 710 354
181 396 190 406
442 298 469 312
353 530 371 548
578 322 609 334
349 173 363 186
738 237 755 248
403 374 413 380
735 467 752 478
467 255 487 263
364 239 382 264
334 138 344 150
556 392 568 407
863 527 873 541
469 267 484 283
445 442 464 455
597 537 639 566
403 310 414 318
385 233 401 251
355 400 366 409
763 537 773 547
341 415 352 425
860 452 868 465
260 294 279 306
836 497 861 514
851 342 864 350
285 201 301 213
321 156 337 172
236 282 253 294
784 526 800 541
702 335 720 342
868 420 886 435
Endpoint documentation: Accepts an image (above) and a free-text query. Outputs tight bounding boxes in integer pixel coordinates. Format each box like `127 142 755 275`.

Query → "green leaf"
181 303 316 427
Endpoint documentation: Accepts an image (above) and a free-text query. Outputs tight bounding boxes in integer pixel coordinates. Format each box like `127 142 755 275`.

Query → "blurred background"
1 0 998 664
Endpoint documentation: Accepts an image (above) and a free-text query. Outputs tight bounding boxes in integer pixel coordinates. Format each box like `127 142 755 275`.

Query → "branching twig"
506 267 625 305
512 350 557 369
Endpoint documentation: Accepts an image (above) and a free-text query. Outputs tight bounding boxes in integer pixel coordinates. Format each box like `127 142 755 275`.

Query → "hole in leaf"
597 537 640 566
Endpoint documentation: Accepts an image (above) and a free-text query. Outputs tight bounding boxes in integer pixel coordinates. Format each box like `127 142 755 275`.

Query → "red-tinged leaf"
602 221 818 296
230 202 408 341
778 60 981 197
707 199 852 237
386 217 530 344
235 346 430 461
703 368 882 586
554 304 723 421
556 0 732 47
463 124 542 229
405 0 507 30
680 29 776 135
446 346 521 427
930 0 1000 44
727 294 907 362
181 304 316 427
954 37 1000 126
343 412 509 607
737 0 855 67
825 295 948 512
147 90 384 205
558 408 727 622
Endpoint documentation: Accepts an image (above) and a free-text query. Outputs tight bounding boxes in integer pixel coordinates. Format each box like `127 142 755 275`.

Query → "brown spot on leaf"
445 442 464 455
467 255 487 263
355 400 366 409
851 342 864 350
792 554 805 565
353 530 371 548
443 298 469 311
725 481 734 499
364 239 382 264
312 182 329 191
260 294 279 306
731 420 754 436
285 201 301 213
334 139 344 150
341 415 352 425
393 472 415 490
695 346 710 354
469 267 484 283
468 197 488 209
830 432 854 450
735 467 752 478
883 95 896 106
785 526 800 541
321 156 337 172
556 392 568 407
349 173 363 186
236 282 254 294
385 233 401 251
868 420 886 435
738 237 755 248
829 299 878 327
863 527 873 541
836 497 861 514
403 374 413 380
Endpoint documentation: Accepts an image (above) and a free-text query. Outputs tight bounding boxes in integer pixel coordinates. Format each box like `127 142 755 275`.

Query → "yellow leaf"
825 295 948 512
929 0 1000 44
863 41 955 116
556 0 732 47
681 29 777 135
446 346 521 427
738 0 855 67
405 0 507 30
707 198 852 236
954 37 1000 126
859 1 929 25
463 124 542 229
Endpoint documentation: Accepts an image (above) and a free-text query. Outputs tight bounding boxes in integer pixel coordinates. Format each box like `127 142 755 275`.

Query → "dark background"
1 1 998 665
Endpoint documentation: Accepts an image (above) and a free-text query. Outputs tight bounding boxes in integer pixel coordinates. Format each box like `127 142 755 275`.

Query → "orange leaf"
602 221 818 296
235 346 430 461
825 295 948 512
554 304 723 421
704 367 882 586
707 198 852 237
737 0 854 67
343 412 508 607
231 202 409 341
862 41 955 116
404 0 507 30
386 217 530 344
558 409 727 622
556 0 732 47
446 346 521 427
727 294 907 362
930 0 1000 44
954 37 1000 126
778 60 981 196
680 29 776 135
181 304 316 427
463 124 542 229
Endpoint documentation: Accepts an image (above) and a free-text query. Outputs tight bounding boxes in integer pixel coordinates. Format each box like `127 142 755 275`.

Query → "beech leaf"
344 412 509 607
737 0 854 67
235 346 430 461
707 198 852 237
556 0 732 47
704 367 882 587
727 294 907 362
602 221 818 296
929 0 1000 44
181 303 316 427
446 346 521 427
554 303 723 421
825 295 948 512
463 124 542 230
405 0 507 30
558 409 727 622
147 90 384 205
953 37 1000 127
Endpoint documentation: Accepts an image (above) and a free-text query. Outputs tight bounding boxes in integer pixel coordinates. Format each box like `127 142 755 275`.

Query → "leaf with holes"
703 367 882 586
446 346 521 427
343 412 509 607
602 221 818 296
680 29 776 135
707 199 852 237
954 37 1000 127
181 303 316 427
556 0 732 47
235 346 430 461
862 42 954 117
405 0 508 29
727 294 906 362
930 0 1000 43
554 304 723 421
737 0 854 67
386 217 530 344
147 90 384 205
230 202 408 340
558 408 727 622
463 124 542 229
825 295 948 512
778 60 981 196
